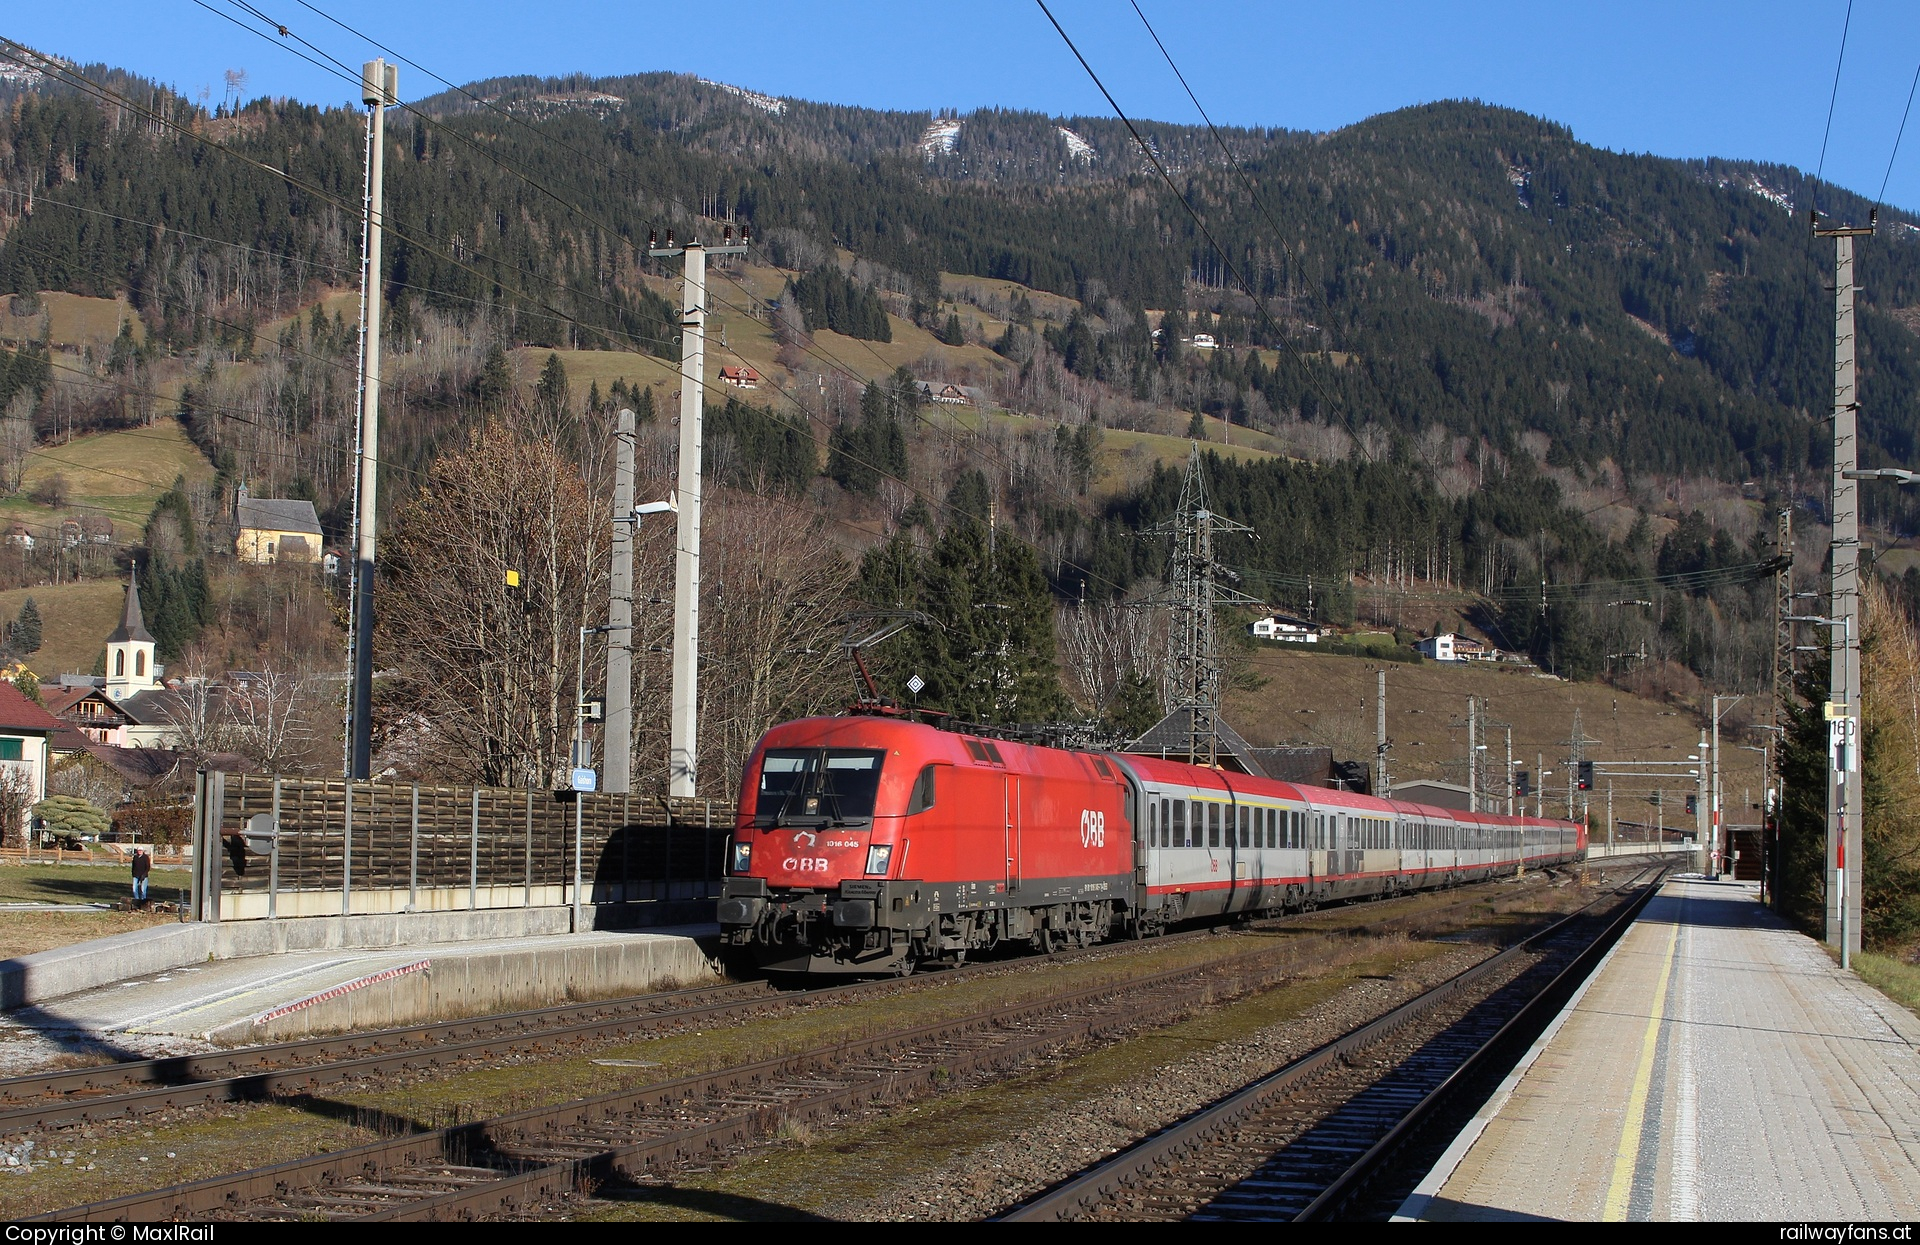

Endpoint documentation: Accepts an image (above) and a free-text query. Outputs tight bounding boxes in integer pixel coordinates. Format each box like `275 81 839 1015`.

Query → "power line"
1879 53 1920 206
1127 1 1335 347
0 42 682 361
1815 0 1855 204
1036 0 1361 454
175 3 1216 599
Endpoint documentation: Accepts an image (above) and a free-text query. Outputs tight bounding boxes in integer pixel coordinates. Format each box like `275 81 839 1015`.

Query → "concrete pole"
1466 696 1477 813
1711 702 1722 878
1607 780 1614 856
1825 229 1867 956
1505 726 1513 817
670 244 706 798
573 626 587 933
605 407 636 794
348 58 395 781
1697 728 1710 869
1375 669 1388 796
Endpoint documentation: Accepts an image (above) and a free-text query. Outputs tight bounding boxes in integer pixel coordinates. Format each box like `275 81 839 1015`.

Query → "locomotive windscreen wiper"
756 748 887 826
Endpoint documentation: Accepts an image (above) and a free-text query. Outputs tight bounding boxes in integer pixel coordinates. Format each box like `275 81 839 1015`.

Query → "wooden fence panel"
206 773 734 912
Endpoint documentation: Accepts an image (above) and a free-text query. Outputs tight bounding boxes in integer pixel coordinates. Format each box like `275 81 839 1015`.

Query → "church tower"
105 571 159 701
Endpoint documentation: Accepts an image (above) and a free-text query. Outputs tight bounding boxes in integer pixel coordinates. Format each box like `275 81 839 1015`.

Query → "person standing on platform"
131 846 150 908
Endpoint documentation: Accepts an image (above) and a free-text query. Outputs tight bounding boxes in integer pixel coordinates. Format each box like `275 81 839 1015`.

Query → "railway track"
15 862 1665 1223
1 865 1616 1138
997 861 1670 1223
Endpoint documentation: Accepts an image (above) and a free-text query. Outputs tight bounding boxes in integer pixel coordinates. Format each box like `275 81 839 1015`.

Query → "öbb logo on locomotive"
718 715 1586 976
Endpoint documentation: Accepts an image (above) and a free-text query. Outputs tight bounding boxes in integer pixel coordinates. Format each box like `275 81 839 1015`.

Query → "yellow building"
235 486 323 565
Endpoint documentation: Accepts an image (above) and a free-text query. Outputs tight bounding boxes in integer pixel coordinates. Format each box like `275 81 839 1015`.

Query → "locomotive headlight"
865 844 892 875
730 841 751 874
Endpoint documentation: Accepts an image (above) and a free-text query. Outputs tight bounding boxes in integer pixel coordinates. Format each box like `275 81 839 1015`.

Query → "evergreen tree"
1775 662 1833 936
791 266 893 342
476 345 514 414
707 396 816 494
1186 409 1208 441
945 469 992 528
855 503 1065 724
12 597 40 655
940 313 965 346
826 382 907 496
534 351 571 423
1106 670 1162 738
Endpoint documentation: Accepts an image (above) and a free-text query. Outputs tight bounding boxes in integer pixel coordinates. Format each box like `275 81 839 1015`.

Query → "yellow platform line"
1603 915 1682 1220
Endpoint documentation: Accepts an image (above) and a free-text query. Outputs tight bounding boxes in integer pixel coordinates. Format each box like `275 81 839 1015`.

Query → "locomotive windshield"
756 749 888 826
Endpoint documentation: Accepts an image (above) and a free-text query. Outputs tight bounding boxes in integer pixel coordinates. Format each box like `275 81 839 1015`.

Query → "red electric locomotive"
717 713 1586 975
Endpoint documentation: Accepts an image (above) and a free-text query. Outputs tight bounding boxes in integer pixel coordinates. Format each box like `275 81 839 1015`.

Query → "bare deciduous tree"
1057 598 1163 718
378 425 606 787
691 490 858 788
158 675 235 763
0 394 33 495
223 663 318 773
0 764 30 848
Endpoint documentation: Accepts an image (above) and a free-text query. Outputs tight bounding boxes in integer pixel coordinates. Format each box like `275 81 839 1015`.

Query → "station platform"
0 921 718 1075
1399 877 1920 1221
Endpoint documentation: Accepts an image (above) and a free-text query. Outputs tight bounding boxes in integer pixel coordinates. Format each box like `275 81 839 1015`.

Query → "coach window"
1266 808 1276 849
1237 806 1248 848
1172 799 1187 848
1203 803 1215 847
1146 799 1157 847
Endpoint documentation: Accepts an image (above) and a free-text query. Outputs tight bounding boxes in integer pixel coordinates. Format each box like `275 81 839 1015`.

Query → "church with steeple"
104 571 160 701
44 573 183 752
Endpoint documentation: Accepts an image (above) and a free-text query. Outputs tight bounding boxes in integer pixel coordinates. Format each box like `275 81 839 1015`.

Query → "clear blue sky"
14 1 1920 213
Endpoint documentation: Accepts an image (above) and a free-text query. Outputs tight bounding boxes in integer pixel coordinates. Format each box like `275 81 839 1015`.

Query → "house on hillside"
6 523 33 551
234 484 323 565
719 365 760 389
44 682 134 747
1415 632 1499 663
918 381 983 406
1248 613 1326 644
1189 333 1217 350
60 515 114 549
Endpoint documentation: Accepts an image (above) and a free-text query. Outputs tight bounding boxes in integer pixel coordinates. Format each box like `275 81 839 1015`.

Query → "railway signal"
1578 761 1593 791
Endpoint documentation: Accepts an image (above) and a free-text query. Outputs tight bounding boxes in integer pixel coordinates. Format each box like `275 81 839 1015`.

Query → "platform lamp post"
1710 695 1744 879
1739 742 1769 898
1749 724 1785 909
574 498 676 933
572 624 616 933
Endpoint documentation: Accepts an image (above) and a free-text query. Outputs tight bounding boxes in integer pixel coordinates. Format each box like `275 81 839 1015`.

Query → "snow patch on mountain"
698 79 787 117
920 118 962 158
1058 126 1095 162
